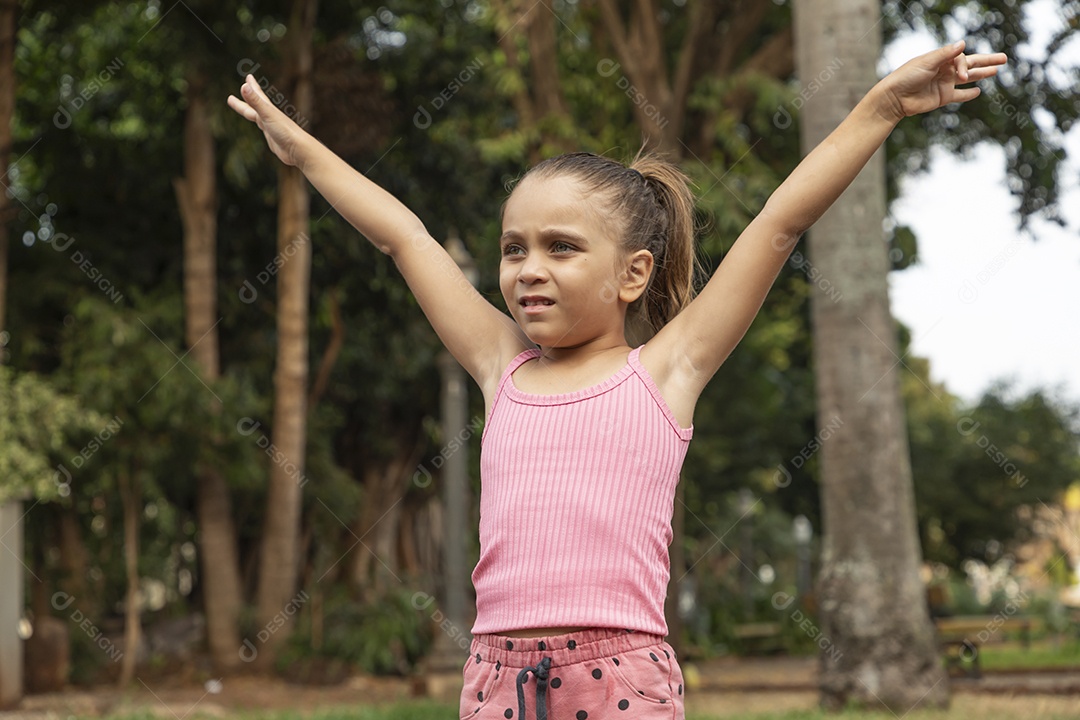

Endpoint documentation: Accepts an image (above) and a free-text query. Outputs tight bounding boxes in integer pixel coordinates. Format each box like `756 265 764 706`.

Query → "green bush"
277 586 433 677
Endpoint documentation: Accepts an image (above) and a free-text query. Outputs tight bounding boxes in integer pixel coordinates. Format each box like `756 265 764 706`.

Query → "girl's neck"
513 335 635 397
535 333 630 366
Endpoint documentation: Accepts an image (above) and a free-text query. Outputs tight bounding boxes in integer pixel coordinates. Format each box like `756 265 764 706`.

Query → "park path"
691 655 1080 693
683 656 1080 717
3 658 1080 719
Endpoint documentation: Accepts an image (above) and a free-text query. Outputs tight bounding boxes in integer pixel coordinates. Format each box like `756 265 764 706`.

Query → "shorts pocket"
604 644 677 706
459 653 499 719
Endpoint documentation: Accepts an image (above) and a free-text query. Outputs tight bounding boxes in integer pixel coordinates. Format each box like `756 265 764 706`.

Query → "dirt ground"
4 657 1080 719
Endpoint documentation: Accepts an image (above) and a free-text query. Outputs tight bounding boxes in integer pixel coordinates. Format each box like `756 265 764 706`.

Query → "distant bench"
733 621 784 655
934 614 1038 678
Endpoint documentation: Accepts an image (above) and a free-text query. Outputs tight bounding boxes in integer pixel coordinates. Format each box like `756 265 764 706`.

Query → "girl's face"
499 174 647 348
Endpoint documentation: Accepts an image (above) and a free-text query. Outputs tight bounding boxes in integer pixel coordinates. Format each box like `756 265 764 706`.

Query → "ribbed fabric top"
472 344 693 636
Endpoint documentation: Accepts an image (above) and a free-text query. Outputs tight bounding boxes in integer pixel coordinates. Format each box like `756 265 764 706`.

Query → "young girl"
229 40 1005 720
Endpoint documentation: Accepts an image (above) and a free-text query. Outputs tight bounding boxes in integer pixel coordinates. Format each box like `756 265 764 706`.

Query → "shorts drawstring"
516 655 552 720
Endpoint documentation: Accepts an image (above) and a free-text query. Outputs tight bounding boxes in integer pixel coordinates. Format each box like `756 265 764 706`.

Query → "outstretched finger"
965 52 1009 69
949 86 982 104
238 75 280 117
227 94 258 122
958 65 1001 83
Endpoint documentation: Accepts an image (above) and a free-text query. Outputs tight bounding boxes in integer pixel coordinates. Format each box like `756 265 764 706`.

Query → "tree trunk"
595 0 680 155
254 0 318 669
174 67 244 674
0 0 12 346
57 505 88 601
0 2 19 707
491 0 575 159
792 0 948 711
349 434 423 599
118 468 141 687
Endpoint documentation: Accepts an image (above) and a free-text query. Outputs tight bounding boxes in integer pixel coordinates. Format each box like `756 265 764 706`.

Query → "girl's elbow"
384 231 433 260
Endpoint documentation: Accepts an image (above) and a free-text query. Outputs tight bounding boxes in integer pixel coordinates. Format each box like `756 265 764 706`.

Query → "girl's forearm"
762 84 900 238
293 132 429 255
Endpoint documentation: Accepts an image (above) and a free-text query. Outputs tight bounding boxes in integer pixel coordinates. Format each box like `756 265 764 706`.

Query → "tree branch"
307 287 345 414
596 0 637 76
672 1 718 140
738 26 795 80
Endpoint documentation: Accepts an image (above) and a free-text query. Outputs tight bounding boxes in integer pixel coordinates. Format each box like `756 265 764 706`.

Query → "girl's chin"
519 326 568 347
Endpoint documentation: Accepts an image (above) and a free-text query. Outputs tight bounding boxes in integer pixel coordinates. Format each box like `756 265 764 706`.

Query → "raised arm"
650 41 1006 397
227 75 530 389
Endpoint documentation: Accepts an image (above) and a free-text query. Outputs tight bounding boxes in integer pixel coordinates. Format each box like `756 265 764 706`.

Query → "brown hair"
516 151 704 342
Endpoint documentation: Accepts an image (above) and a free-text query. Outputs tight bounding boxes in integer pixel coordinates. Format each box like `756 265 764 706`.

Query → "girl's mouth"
520 296 555 315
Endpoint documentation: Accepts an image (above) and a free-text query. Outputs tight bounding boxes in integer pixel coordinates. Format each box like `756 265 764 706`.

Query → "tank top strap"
481 346 542 445
503 347 542 379
627 344 693 440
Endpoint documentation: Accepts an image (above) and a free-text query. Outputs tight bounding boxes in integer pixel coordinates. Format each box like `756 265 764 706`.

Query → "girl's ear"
618 249 654 304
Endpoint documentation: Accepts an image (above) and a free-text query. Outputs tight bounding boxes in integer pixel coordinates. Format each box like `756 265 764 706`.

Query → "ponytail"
522 150 703 343
627 152 703 342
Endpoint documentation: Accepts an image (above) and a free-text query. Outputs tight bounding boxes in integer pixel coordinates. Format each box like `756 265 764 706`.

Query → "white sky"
881 2 1080 408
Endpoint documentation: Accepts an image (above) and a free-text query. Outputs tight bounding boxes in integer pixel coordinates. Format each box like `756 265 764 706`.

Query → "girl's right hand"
227 74 303 167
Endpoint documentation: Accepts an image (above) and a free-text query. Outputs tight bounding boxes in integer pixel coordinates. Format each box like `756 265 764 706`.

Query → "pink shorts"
459 627 685 720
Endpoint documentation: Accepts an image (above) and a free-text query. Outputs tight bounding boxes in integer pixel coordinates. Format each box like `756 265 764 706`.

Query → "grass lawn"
56 643 1080 720
977 639 1080 671
76 695 1080 720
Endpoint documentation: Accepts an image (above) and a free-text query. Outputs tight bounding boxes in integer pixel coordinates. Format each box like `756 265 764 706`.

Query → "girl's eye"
553 241 575 253
502 244 523 256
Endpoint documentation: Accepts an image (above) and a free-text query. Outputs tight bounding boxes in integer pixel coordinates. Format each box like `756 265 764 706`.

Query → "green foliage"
905 366 1080 566
883 0 1080 229
0 365 104 502
277 586 433 677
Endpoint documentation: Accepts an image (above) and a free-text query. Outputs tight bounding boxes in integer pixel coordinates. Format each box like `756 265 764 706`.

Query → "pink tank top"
471 345 693 636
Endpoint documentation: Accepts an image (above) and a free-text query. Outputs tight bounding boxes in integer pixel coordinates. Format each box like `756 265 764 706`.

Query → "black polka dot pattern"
461 638 684 717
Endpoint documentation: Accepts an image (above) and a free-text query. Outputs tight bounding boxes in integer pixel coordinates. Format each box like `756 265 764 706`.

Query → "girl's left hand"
877 40 1008 122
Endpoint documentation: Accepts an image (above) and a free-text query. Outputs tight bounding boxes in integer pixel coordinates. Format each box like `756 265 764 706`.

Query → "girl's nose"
518 254 548 283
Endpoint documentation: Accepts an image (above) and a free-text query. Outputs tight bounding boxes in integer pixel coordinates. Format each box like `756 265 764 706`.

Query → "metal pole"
0 500 23 708
426 232 477 682
438 349 468 632
794 515 813 603
739 488 755 618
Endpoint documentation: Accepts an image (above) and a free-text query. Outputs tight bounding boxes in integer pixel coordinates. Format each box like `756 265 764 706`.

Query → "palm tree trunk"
174 67 244 673
254 0 318 669
792 0 948 711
